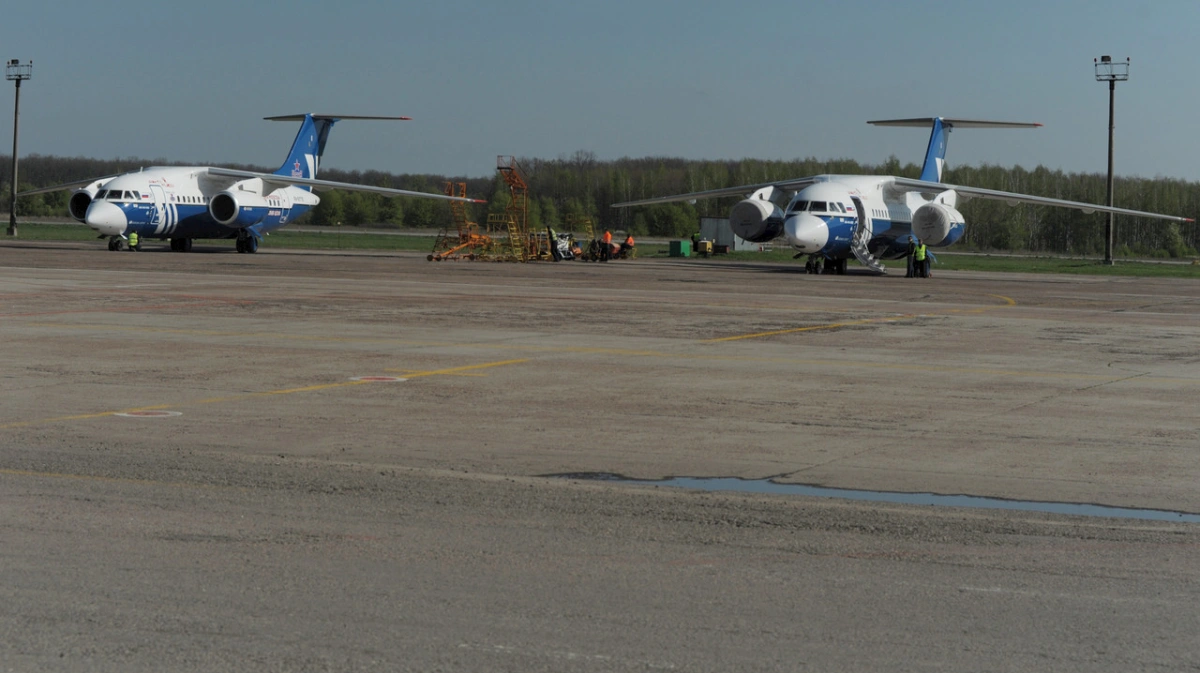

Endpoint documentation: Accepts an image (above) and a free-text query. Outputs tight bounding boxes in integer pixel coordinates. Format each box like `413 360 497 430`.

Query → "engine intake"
728 198 784 243
911 202 965 247
209 191 240 225
68 189 95 222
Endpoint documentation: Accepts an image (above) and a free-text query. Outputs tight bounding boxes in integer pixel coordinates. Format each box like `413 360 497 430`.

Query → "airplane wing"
612 177 822 207
18 175 119 196
204 167 484 203
889 177 1194 223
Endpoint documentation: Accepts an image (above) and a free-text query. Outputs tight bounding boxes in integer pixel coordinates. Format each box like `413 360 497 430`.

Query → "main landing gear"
169 238 194 252
803 255 848 275
235 233 259 254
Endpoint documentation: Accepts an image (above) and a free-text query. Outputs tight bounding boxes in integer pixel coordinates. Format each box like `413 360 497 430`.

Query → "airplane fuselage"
777 175 964 261
81 166 318 241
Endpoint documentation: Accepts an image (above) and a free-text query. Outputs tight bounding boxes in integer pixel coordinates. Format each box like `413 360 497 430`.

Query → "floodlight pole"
6 59 32 237
1095 55 1128 265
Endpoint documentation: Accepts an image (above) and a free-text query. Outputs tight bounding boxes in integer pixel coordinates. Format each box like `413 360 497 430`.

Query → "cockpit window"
95 190 108 199
832 202 845 213
106 191 123 200
789 200 808 213
809 201 827 213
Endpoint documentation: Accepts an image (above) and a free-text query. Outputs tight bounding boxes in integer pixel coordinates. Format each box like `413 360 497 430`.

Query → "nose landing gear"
106 236 124 252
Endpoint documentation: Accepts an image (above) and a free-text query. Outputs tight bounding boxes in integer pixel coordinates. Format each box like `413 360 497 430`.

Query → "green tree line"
3 151 1198 257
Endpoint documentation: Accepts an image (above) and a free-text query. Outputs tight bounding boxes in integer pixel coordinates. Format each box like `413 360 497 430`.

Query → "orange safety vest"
602 231 612 244
624 236 634 246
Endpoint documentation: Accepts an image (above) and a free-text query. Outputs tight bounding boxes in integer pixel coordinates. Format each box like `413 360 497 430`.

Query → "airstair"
850 208 887 275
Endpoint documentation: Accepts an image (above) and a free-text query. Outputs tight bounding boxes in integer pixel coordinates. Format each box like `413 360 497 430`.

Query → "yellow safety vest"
914 244 927 261
129 232 138 246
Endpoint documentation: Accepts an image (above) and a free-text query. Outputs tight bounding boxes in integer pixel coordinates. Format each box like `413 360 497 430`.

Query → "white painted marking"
114 410 183 418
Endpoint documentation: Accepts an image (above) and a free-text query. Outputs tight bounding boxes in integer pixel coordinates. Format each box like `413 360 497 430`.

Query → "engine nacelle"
728 198 785 243
911 202 966 247
209 191 243 226
68 188 98 222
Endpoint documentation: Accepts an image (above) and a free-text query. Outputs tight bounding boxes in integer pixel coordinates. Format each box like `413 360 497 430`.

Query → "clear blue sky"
1 0 1196 182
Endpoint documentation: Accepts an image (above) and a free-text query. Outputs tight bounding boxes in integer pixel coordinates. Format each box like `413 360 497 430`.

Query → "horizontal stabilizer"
265 114 412 121
868 118 1042 129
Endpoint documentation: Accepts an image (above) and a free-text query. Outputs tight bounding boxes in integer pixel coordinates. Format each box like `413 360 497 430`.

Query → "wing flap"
204 167 483 203
890 177 1194 223
613 177 821 208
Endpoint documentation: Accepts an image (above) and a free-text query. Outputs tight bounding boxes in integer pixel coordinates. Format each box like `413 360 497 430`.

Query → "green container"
669 240 692 257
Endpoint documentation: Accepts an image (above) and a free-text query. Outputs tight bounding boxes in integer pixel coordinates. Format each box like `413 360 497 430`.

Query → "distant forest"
3 151 1198 257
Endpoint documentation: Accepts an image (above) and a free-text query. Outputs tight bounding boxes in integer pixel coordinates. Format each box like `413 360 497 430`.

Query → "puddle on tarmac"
548 473 1200 523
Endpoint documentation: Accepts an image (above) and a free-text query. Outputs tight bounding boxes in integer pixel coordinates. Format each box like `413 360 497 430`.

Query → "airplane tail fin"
266 114 412 180
867 118 1042 182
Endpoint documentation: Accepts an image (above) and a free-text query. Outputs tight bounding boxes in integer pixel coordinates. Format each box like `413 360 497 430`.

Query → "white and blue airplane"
613 118 1193 274
22 114 481 252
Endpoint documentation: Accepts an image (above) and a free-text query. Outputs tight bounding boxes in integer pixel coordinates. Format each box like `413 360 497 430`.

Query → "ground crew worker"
914 239 927 278
601 230 613 261
128 231 139 251
620 233 635 258
905 236 916 278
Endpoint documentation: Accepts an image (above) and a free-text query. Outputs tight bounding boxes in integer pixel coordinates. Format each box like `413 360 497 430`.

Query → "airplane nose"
785 213 828 252
85 200 127 236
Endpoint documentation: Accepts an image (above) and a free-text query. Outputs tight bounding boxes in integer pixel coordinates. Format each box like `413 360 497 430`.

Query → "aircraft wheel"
182 239 193 252
244 236 258 254
235 238 246 253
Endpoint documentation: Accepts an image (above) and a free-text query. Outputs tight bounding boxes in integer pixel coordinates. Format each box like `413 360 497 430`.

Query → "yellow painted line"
384 359 529 378
18 322 451 348
0 359 530 431
389 370 488 378
0 379 379 430
702 314 918 343
703 293 1017 343
0 467 230 491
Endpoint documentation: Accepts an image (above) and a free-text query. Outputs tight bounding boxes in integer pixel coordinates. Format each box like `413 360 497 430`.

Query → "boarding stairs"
850 214 887 275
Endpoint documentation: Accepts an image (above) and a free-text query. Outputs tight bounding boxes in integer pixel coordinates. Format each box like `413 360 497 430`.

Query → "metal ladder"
850 215 887 275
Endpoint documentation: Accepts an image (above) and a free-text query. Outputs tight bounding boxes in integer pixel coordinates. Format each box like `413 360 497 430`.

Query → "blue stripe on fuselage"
113 203 309 240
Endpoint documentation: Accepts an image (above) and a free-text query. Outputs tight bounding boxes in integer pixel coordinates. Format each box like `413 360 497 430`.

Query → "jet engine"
728 198 785 243
209 191 242 226
68 188 99 222
911 202 966 246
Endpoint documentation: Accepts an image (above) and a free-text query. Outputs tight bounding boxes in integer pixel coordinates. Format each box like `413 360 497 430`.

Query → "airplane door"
148 185 167 233
278 190 293 224
850 196 871 241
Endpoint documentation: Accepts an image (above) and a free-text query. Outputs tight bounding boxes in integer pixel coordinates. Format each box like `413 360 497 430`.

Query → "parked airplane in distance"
613 117 1193 274
21 114 482 253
